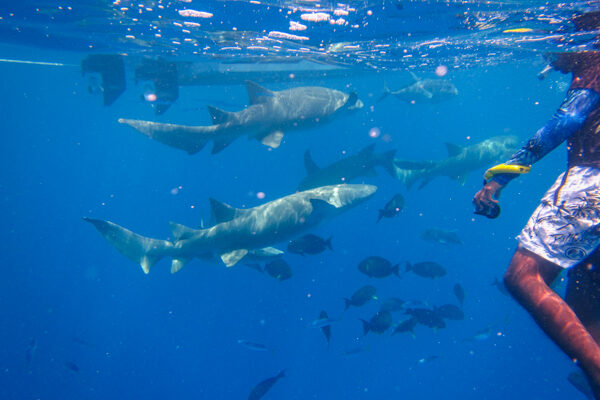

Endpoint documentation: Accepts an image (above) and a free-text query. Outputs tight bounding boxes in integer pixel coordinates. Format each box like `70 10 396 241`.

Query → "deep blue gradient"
0 2 597 399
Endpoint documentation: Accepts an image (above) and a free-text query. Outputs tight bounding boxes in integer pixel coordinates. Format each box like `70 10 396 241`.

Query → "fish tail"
378 149 397 178
376 209 384 223
377 85 391 103
360 319 370 335
405 262 412 273
326 236 333 251
393 264 401 277
118 118 213 155
344 298 352 311
276 370 286 379
84 217 174 274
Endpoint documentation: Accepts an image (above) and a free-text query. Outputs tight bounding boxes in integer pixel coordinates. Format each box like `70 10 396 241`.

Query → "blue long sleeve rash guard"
492 88 600 186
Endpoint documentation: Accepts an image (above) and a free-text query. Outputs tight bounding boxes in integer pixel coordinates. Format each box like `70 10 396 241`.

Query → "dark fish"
405 261 446 279
287 234 332 255
392 317 417 336
421 228 462 245
318 310 331 346
341 345 371 357
568 370 594 400
492 277 509 296
344 285 377 310
463 326 493 342
264 260 293 281
65 361 80 373
248 370 285 400
379 297 405 313
453 283 465 307
358 256 400 278
237 340 270 352
405 308 446 329
361 311 393 335
434 304 465 320
377 193 405 222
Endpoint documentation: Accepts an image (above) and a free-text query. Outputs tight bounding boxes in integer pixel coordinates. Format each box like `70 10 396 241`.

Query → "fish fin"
377 210 384 223
171 258 191 274
209 198 247 224
304 149 320 175
221 249 249 267
261 130 284 148
451 174 468 185
207 105 232 125
118 118 208 155
325 236 333 251
211 137 236 154
245 81 274 105
360 319 370 336
344 298 351 310
444 142 463 157
409 71 420 82
378 150 397 177
345 91 360 109
377 85 391 103
84 217 172 274
405 262 412 272
392 264 401 277
308 200 338 223
169 221 199 241
421 88 433 99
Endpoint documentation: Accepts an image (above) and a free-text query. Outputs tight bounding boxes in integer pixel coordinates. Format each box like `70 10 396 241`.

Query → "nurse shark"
118 81 363 154
298 144 396 191
85 184 377 273
393 135 518 189
379 72 458 104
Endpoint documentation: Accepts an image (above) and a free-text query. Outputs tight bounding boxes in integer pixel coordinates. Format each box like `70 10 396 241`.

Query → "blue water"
1 1 598 399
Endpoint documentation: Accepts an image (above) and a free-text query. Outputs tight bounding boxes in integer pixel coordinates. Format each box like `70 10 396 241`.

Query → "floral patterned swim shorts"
518 166 600 268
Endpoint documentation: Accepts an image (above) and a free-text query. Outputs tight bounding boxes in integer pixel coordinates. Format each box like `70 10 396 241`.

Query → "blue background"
0 41 586 399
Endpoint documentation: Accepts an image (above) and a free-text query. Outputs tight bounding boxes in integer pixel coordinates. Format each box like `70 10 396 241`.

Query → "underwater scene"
2 1 600 399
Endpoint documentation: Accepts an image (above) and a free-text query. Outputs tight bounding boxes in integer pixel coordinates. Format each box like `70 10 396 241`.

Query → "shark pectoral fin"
359 143 377 155
207 105 233 124
245 81 274 105
221 249 249 267
261 131 284 148
171 258 191 274
444 142 463 157
422 89 433 99
304 149 320 175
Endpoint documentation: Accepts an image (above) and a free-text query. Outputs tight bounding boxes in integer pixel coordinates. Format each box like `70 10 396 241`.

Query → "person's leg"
504 246 600 398
566 260 600 344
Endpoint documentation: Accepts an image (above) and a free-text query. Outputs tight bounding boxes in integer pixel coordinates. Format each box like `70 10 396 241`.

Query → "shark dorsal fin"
169 221 199 241
444 142 463 157
304 150 320 175
207 105 232 125
359 143 376 155
209 198 246 224
245 80 274 105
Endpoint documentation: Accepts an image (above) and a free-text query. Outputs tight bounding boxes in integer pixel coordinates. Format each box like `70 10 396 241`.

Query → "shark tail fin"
118 118 211 155
378 149 397 177
377 85 391 103
83 217 173 274
393 159 436 189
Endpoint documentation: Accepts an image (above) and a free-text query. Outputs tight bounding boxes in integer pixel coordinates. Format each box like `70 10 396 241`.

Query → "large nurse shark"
118 81 364 154
393 135 518 189
298 144 396 191
85 184 377 273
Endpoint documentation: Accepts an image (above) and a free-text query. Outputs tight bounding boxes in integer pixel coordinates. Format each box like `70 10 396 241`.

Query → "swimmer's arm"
492 88 600 186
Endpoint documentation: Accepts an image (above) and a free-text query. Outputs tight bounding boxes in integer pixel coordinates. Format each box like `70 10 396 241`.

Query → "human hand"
473 180 503 219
